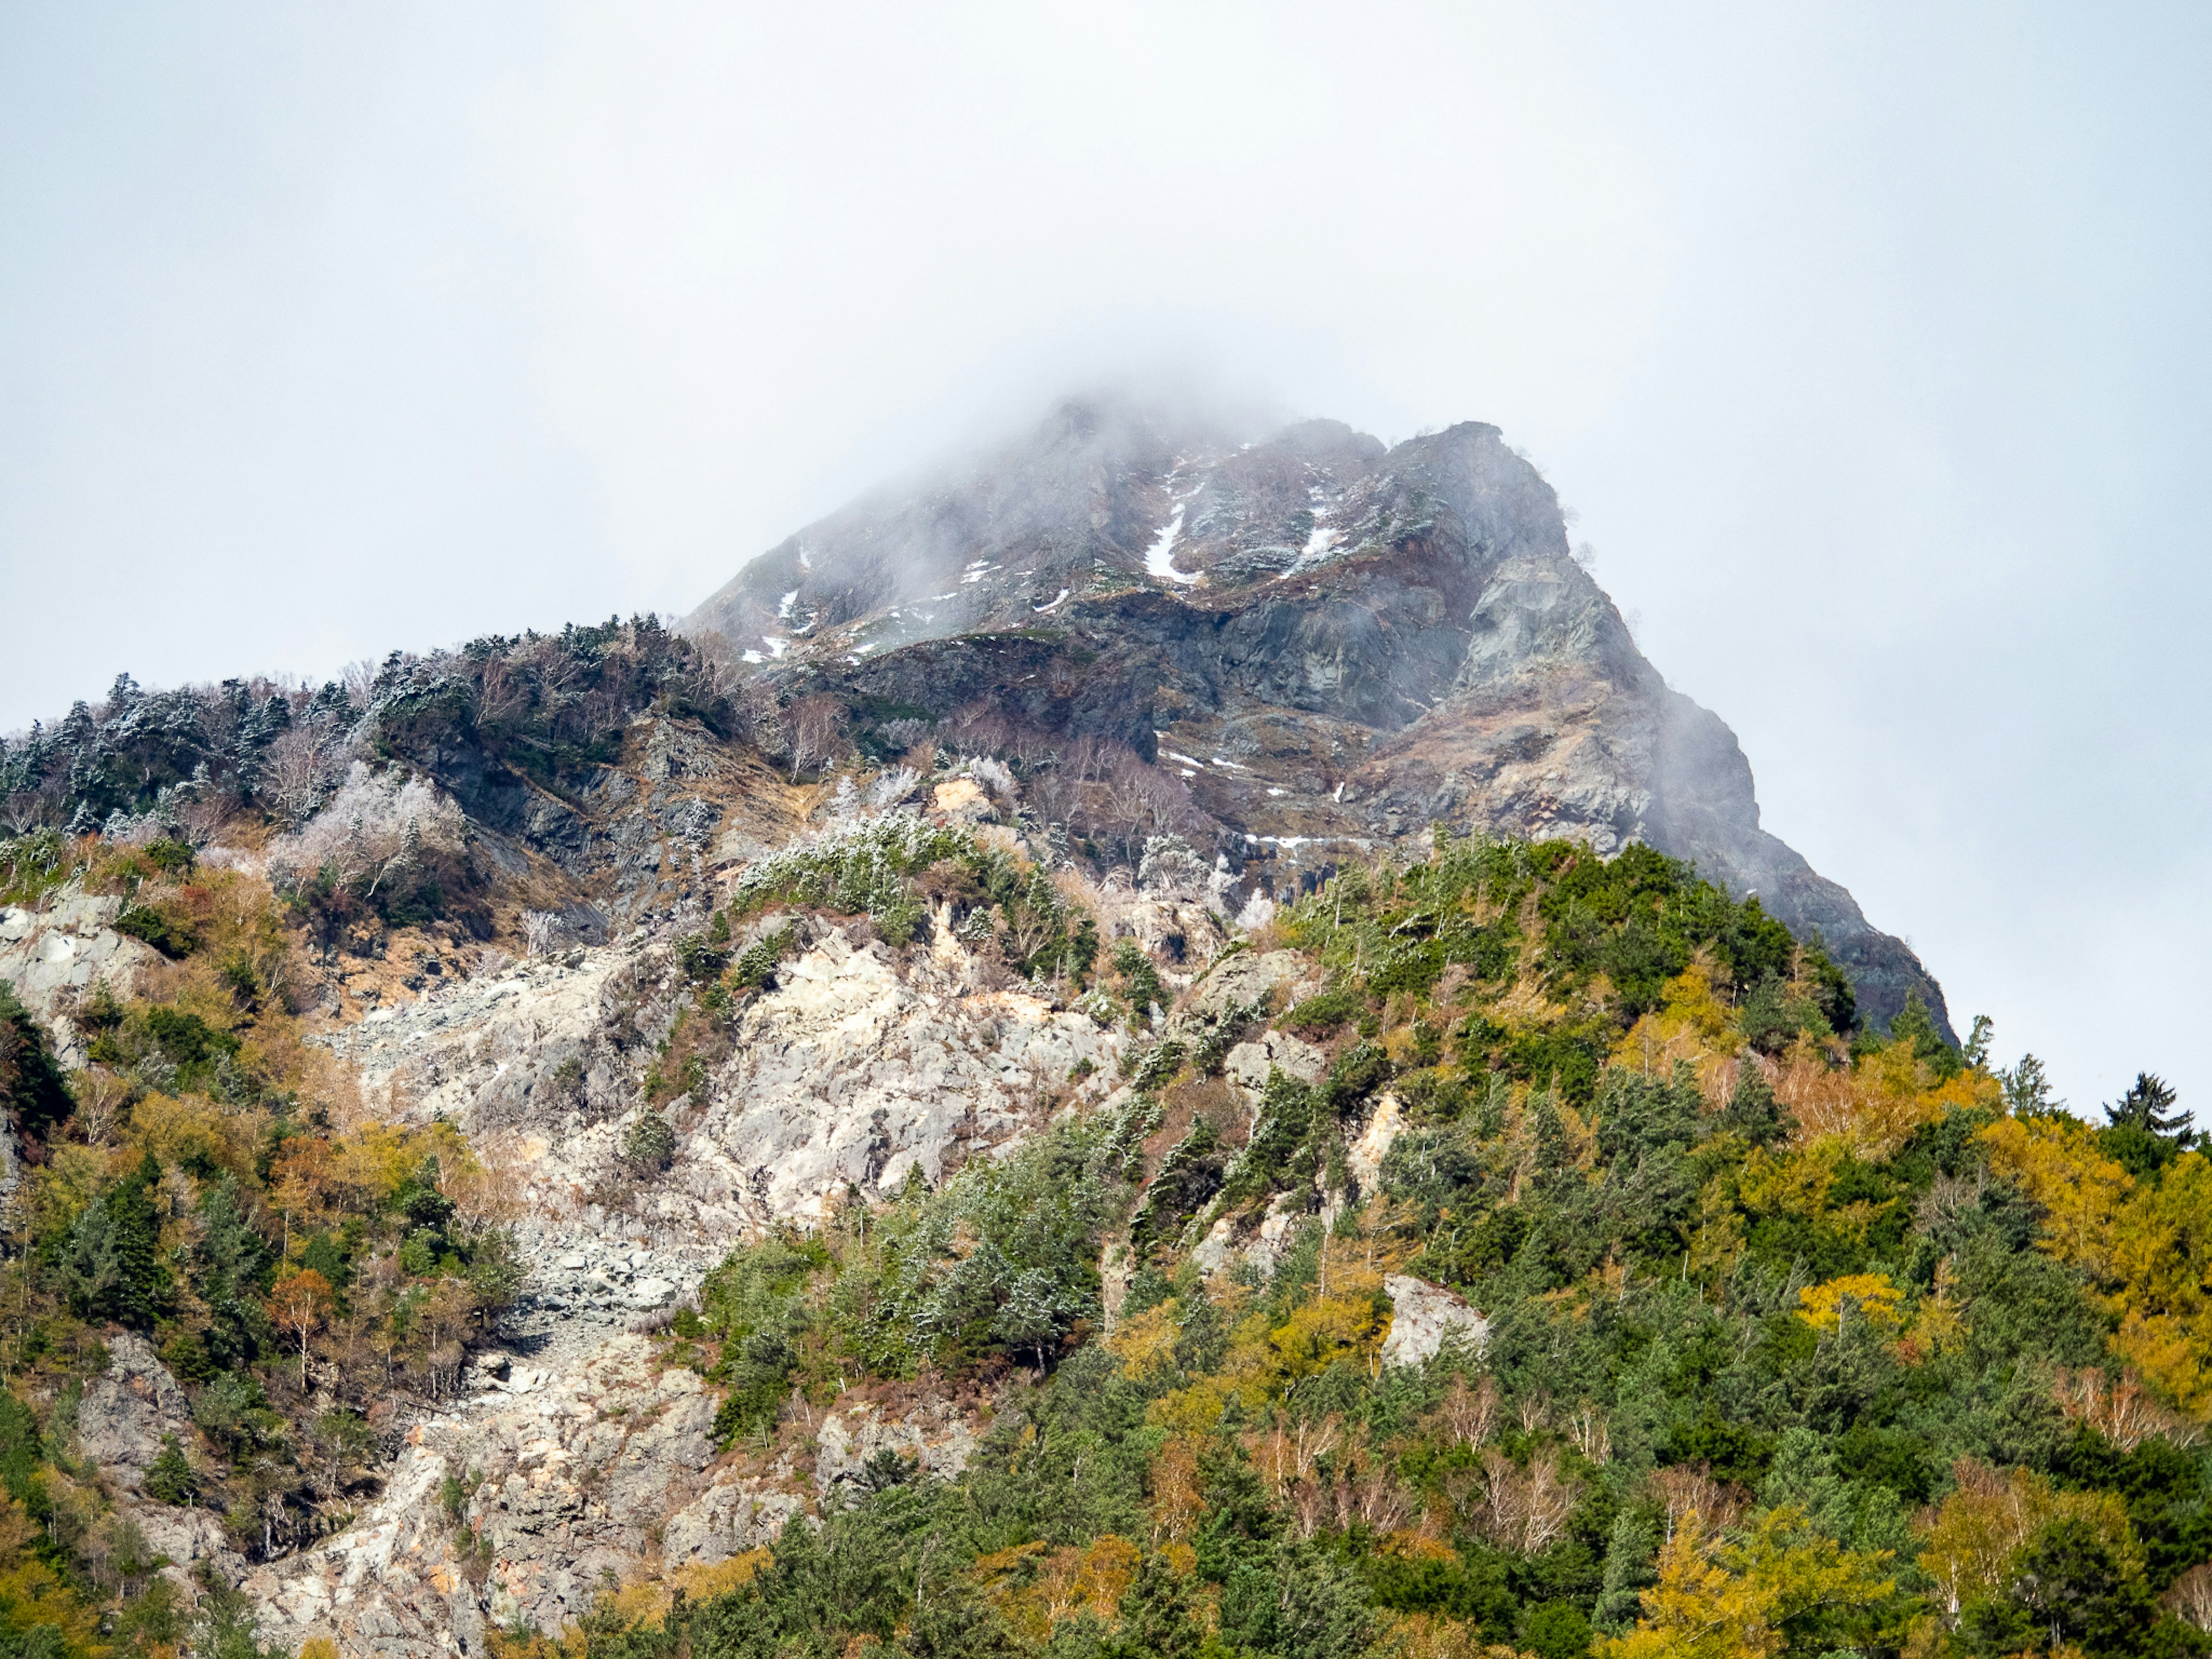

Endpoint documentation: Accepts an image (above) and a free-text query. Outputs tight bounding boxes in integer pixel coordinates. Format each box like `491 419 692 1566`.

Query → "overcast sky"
3 3 2207 1116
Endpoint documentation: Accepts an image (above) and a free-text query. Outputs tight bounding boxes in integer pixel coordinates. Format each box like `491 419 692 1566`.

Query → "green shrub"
1282 984 1366 1035
623 1115 677 1174
115 903 197 958
731 926 796 991
1112 940 1166 1015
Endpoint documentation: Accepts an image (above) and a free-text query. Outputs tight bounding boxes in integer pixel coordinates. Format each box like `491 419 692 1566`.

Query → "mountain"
687 398 1950 1038
18 401 2210 1659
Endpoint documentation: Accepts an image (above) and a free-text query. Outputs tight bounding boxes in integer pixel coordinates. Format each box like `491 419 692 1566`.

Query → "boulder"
1380 1275 1488 1368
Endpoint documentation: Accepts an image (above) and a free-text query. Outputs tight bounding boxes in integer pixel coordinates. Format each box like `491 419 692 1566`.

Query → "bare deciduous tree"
2167 1565 2212 1632
785 695 846 778
1472 1446 1579 1554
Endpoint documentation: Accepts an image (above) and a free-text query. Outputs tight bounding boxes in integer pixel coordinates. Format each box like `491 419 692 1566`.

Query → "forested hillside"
0 828 524 1659
507 835 2207 1659
0 622 2203 1659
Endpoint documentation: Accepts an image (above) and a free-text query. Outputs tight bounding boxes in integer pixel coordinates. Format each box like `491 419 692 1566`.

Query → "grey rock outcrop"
1379 1276 1488 1368
812 1398 983 1505
243 1336 784 1654
323 910 1129 1244
1 894 164 1069
78 1331 194 1490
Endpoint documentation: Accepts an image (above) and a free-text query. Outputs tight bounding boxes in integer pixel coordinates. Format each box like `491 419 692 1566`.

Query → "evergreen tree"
2005 1514 2158 1657
60 1203 126 1325
0 979 73 1145
142 1435 196 1506
1889 992 1962 1078
1522 1600 1594 1659
1719 1064 1785 1146
1594 1509 1659 1631
2103 1072 2192 1179
60 1153 171 1329
104 1150 169 1328
2107 1073 2190 1142
2002 1052 2063 1117
1115 1553 1202 1659
1530 1086 1572 1176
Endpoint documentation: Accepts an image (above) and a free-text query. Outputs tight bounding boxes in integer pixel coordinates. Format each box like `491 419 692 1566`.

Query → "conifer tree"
1116 1552 1203 1659
2100 1071 2192 1178
143 1435 196 1506
2107 1073 2190 1143
0 978 73 1144
105 1149 170 1327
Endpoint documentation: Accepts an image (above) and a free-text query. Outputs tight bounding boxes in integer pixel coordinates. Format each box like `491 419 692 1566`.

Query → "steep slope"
688 399 1949 1036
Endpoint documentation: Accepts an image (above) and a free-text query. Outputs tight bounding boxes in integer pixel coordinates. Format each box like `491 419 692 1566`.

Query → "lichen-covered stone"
1380 1275 1488 1368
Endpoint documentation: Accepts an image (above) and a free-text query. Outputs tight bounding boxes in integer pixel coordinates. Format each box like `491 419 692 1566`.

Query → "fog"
3 3 2208 1115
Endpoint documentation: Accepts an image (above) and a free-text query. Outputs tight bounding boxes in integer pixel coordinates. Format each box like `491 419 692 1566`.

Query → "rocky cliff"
688 399 1948 1036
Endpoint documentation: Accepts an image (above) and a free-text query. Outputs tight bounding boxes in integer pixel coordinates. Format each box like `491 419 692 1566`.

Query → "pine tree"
2100 1071 2191 1179
1720 1065 1785 1146
1116 1552 1203 1659
0 978 74 1143
1888 992 1961 1078
1530 1086 1573 1177
2107 1073 2190 1142
105 1149 171 1328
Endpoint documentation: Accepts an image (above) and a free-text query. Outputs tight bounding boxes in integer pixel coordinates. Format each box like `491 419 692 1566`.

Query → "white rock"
1346 1092 1405 1201
1380 1275 1488 1368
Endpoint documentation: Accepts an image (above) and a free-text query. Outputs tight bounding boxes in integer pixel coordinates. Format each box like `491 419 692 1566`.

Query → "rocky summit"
689 399 1949 1036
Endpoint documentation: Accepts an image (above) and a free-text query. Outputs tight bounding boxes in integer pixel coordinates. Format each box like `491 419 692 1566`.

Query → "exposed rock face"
686 400 1949 1035
399 709 808 940
238 1332 993 1657
0 895 164 1066
78 1331 195 1491
321 911 1130 1244
691 925 1119 1225
811 1397 982 1505
241 1336 771 1654
1380 1277 1488 1369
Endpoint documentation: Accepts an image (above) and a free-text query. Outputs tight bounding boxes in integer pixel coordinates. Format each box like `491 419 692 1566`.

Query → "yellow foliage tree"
1796 1273 1906 1335
978 1533 1142 1641
1916 1461 2135 1619
0 1493 103 1657
1613 964 1740 1089
1388 1610 1541 1659
1979 1116 2132 1281
1981 1116 2212 1414
129 1090 262 1183
1599 1505 1892 1659
1773 1034 1989 1161
1107 1303 1180 1382
2104 1152 2212 1412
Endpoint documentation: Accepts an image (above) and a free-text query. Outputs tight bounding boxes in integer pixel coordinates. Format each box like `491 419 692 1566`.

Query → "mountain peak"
687 400 1949 1035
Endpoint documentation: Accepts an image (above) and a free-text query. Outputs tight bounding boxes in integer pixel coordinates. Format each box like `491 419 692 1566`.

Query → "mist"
3 3 2209 1118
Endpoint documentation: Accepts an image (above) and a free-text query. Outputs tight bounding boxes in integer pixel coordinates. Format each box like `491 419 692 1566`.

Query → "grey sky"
3 4 2207 1116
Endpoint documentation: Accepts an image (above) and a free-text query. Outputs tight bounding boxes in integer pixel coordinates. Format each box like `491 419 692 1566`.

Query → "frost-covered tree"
264 763 467 912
